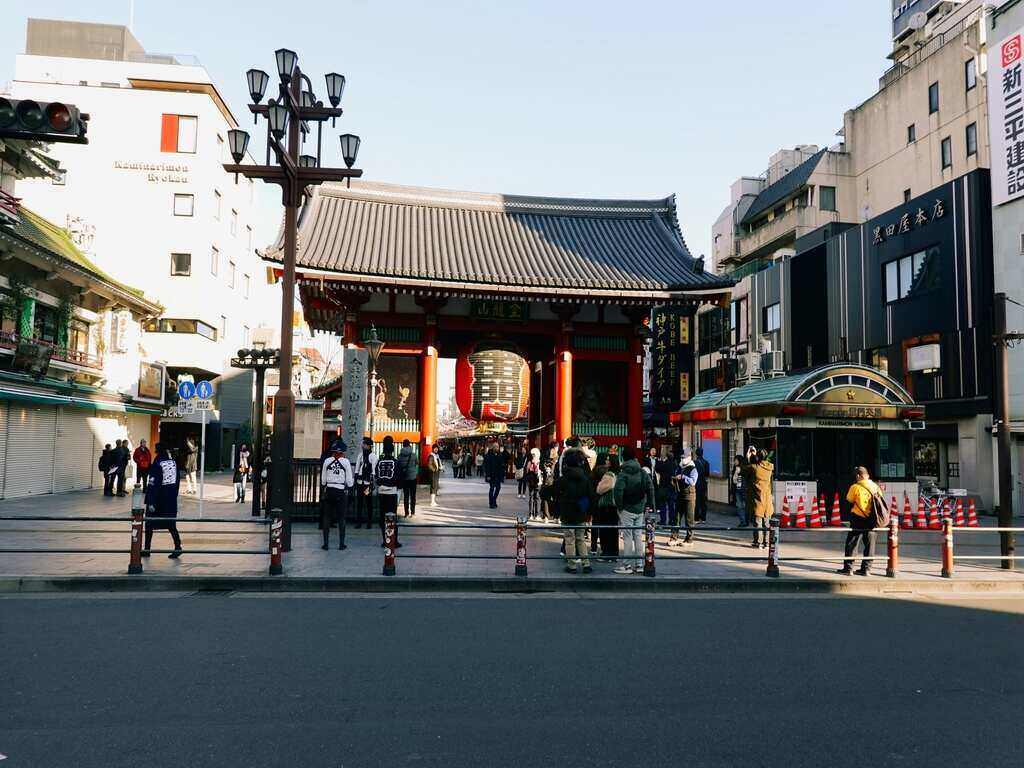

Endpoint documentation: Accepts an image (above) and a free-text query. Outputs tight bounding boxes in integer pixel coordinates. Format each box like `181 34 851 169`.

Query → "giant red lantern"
455 343 530 422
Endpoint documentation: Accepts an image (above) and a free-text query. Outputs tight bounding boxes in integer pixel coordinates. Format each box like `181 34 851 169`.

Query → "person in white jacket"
320 441 354 550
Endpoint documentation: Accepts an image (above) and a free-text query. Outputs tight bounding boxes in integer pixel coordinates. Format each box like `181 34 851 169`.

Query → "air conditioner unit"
760 351 786 377
737 352 762 383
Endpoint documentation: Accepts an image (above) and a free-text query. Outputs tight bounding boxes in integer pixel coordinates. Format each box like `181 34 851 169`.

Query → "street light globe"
267 100 288 139
365 325 385 367
324 73 346 107
246 68 270 103
299 154 317 168
227 128 250 164
275 48 298 82
339 133 361 168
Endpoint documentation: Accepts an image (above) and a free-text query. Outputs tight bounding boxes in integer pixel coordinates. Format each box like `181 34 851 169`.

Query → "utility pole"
993 292 1018 569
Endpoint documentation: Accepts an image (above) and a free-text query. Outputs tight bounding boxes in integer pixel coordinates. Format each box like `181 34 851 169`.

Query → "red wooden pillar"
555 331 573 442
628 334 644 450
419 325 438 468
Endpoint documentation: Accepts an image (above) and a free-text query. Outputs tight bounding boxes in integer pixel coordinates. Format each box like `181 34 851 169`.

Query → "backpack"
869 491 890 528
622 477 646 506
375 456 398 488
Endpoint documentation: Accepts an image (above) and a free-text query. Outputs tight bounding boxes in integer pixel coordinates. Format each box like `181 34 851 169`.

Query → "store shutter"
0 401 8 498
53 407 96 493
3 404 57 498
89 415 127 458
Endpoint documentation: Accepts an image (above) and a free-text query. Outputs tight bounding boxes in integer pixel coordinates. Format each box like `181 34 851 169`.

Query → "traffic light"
0 98 88 144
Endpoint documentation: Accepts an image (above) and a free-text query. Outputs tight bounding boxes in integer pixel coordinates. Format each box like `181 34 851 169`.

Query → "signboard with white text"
988 24 1024 207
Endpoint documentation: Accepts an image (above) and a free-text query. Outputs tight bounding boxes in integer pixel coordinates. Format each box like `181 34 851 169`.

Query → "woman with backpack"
591 453 619 561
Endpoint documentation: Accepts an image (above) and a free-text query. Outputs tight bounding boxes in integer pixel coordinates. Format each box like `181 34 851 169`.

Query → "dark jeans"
488 479 502 508
103 472 115 496
403 479 417 516
595 504 619 556
136 469 149 491
843 516 876 571
356 485 373 526
517 476 528 496
144 521 182 551
378 493 399 544
675 493 696 541
695 484 708 521
321 487 348 547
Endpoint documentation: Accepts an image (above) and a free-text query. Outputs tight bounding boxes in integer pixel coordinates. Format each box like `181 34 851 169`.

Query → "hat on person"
680 447 694 466
331 440 347 454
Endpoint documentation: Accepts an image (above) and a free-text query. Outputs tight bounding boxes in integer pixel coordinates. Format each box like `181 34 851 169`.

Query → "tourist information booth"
266 181 732 463
673 364 926 513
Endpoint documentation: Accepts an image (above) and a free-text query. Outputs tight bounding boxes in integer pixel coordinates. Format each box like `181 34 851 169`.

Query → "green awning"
0 386 161 415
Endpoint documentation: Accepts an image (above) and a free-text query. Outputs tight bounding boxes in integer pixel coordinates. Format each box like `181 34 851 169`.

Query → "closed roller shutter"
0 401 8 498
54 407 96 493
89 415 126 457
4 404 57 498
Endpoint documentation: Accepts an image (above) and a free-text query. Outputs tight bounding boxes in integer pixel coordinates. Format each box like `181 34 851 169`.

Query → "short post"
514 513 528 577
128 483 144 575
268 512 284 576
766 517 780 577
383 511 397 576
886 516 899 578
941 517 954 578
642 513 656 577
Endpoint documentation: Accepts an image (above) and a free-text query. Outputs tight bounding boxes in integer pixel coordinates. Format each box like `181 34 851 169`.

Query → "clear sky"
1 0 892 259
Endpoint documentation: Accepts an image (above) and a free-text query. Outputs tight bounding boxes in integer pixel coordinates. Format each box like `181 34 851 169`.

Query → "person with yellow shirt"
839 466 882 576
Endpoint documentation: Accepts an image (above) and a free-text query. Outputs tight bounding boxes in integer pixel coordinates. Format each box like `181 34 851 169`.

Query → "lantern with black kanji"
455 343 530 422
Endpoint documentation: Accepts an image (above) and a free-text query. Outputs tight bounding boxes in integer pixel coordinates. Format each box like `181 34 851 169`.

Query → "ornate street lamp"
223 48 363 549
231 347 281 518
365 325 385 452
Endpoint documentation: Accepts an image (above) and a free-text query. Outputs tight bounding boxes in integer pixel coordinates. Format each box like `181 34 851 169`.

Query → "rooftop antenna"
128 0 135 34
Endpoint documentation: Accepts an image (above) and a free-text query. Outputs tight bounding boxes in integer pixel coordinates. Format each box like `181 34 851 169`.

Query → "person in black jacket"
143 443 183 559
694 447 711 523
558 459 594 573
483 442 508 509
98 444 115 497
114 439 130 496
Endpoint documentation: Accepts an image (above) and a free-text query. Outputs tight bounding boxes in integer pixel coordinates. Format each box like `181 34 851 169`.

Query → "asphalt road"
1 593 1022 767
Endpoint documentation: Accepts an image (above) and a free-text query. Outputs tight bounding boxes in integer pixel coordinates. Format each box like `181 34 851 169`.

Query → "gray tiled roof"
266 181 732 297
740 149 827 226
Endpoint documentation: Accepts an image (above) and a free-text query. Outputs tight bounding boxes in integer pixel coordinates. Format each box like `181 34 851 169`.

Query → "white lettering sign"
112 160 190 184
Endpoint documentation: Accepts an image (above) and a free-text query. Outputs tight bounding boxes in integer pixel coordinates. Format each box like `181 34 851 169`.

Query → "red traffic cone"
928 500 942 530
794 496 807 528
780 495 792 528
954 498 965 527
902 494 912 529
914 496 927 529
809 496 822 528
966 499 979 527
830 493 842 526
889 496 898 528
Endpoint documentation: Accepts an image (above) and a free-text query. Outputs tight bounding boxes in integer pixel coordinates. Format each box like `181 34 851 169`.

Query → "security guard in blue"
320 440 354 550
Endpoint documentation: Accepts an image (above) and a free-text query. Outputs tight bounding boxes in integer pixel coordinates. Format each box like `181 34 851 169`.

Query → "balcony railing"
734 206 827 262
0 330 103 370
573 421 629 437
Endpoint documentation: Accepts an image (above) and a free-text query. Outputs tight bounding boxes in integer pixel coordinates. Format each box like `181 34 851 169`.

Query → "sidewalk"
1 474 1022 593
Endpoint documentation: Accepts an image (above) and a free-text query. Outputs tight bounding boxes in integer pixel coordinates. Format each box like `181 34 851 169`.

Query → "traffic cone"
794 497 807 528
902 494 912 529
780 495 792 528
890 496 898 528
943 498 953 522
914 496 927 529
954 498 965 527
928 500 942 529
809 496 822 528
966 499 979 527
830 493 842 526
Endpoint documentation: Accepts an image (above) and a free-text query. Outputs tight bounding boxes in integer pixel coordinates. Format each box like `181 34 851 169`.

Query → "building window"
170 253 191 276
763 302 781 333
884 247 940 303
903 189 912 203
144 318 217 341
228 261 236 288
869 348 889 375
907 124 916 144
966 122 978 157
772 203 787 219
220 315 228 339
160 114 197 153
965 58 977 91
213 190 221 220
246 225 253 253
173 193 194 217
730 297 748 346
32 304 59 344
244 273 251 298
210 246 219 276
928 82 939 114
941 136 952 169
819 186 837 212
697 307 730 354
230 209 238 236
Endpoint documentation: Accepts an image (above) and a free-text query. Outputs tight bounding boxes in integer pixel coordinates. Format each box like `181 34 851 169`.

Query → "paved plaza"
0 474 1021 586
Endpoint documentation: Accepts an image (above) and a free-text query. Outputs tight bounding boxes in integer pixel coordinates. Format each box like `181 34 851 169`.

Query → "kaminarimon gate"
266 181 733 467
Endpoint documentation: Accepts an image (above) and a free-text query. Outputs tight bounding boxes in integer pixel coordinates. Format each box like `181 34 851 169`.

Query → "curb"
2 575 1023 596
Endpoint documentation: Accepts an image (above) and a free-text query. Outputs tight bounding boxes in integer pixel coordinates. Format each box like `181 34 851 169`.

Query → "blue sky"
2 0 892 258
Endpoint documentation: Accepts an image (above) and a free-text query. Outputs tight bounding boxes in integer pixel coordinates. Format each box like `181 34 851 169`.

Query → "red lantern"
455 344 530 422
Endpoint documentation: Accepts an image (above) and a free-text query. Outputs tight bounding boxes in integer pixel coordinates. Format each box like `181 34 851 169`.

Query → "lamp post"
224 49 363 547
365 325 385 450
231 347 281 517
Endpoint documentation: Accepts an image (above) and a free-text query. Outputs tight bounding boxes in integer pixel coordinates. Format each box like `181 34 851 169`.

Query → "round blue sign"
196 380 214 399
177 381 196 400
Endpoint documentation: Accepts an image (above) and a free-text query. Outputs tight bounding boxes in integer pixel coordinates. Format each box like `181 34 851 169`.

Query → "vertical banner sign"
989 25 1024 207
341 347 368 453
651 307 695 412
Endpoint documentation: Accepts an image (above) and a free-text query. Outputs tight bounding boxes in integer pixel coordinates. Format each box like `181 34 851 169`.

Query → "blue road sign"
196 380 214 399
177 380 196 400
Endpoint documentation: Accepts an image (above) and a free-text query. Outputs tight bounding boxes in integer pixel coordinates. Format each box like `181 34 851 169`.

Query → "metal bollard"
128 483 144 575
515 513 528 577
268 513 284 576
886 516 899 578
642 513 656 577
941 517 954 578
766 518 780 577
383 511 397 576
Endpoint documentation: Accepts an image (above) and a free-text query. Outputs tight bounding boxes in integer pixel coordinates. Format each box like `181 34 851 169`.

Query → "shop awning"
0 385 162 414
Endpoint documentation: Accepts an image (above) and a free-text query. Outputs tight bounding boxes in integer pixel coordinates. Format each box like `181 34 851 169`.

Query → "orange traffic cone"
780 495 792 528
902 494 912 529
794 497 807 528
889 496 898 528
966 499 979 527
830 493 842 526
954 498 965 527
914 496 927 529
809 496 822 528
928 500 942 529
